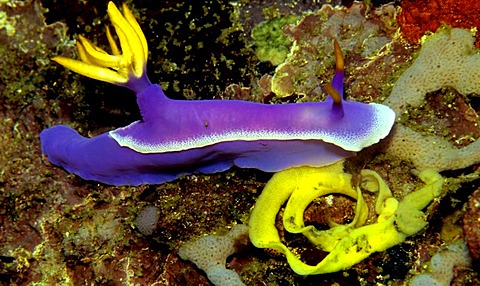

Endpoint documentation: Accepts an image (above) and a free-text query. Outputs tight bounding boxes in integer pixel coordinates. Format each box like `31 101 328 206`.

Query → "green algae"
251 14 298 66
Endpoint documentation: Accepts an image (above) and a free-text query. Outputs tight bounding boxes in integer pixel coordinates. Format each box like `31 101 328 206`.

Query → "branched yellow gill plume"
52 2 150 91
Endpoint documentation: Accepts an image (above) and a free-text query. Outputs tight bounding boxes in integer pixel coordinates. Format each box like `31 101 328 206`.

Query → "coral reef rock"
384 28 480 171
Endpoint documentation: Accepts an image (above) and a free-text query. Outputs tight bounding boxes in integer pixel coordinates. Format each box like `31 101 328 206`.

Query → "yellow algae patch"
249 161 444 275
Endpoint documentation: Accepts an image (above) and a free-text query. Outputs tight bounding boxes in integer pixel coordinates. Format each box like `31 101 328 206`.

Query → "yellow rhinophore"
52 2 149 90
249 161 444 275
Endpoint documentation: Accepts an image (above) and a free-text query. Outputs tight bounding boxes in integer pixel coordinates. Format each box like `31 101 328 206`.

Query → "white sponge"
178 224 249 286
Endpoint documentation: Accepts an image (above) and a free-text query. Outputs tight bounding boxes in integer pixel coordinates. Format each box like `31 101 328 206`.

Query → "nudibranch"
40 2 395 186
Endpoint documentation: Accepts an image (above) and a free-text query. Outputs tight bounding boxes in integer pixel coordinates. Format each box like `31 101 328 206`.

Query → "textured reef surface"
1 0 480 285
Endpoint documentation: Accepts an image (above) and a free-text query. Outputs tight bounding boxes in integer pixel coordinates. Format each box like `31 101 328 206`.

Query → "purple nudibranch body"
40 2 395 186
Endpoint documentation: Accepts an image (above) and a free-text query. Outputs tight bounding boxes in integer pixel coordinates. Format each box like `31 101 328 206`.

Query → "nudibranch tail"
52 1 151 93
